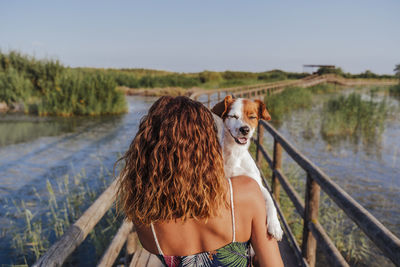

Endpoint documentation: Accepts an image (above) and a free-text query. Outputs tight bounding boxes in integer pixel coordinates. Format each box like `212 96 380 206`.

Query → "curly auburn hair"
117 96 227 225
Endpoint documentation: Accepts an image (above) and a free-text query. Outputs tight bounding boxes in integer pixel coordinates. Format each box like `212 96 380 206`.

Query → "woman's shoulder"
229 176 265 206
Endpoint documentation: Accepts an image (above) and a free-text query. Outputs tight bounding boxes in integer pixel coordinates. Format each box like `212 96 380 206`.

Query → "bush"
0 51 127 116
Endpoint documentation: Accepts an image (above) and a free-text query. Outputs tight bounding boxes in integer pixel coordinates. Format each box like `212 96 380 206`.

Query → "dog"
211 95 283 240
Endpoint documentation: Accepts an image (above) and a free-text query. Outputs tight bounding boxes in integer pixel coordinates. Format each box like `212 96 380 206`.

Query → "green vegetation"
389 84 400 96
104 68 308 90
320 93 389 143
388 64 400 96
8 168 121 266
265 86 313 124
316 66 395 79
0 51 127 116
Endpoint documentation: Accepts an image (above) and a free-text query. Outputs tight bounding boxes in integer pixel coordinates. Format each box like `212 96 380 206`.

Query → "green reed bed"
389 84 400 96
0 51 127 116
320 93 389 143
7 167 121 266
265 86 313 124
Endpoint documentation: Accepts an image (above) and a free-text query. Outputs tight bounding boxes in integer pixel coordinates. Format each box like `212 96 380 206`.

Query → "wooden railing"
33 74 400 267
254 121 400 266
190 74 398 107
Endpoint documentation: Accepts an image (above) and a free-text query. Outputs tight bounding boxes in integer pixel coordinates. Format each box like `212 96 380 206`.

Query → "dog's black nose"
239 126 250 135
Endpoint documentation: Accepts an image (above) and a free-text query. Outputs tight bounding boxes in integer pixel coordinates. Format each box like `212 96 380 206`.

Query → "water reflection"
0 115 124 147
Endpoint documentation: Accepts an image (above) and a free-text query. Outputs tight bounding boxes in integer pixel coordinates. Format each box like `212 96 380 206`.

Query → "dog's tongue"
238 137 247 144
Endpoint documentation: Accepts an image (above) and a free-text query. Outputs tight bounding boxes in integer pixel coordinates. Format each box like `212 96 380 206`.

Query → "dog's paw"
267 218 284 241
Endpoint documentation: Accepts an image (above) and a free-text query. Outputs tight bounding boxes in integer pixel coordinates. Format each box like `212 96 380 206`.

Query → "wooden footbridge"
33 74 400 267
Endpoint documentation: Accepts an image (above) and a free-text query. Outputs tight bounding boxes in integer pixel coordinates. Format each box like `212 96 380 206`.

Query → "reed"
265 86 313 124
0 51 127 116
8 167 121 266
389 84 400 96
320 93 389 144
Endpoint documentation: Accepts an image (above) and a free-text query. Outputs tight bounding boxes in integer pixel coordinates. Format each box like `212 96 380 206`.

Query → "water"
0 90 399 265
0 96 157 265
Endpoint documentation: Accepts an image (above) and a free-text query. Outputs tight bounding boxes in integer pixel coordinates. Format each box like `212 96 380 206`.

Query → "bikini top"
150 178 251 267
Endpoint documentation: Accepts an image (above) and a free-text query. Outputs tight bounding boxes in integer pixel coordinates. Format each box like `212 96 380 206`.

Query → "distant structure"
303 64 335 74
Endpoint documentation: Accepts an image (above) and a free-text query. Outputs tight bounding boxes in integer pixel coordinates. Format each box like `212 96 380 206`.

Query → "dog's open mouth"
234 136 248 145
227 127 249 145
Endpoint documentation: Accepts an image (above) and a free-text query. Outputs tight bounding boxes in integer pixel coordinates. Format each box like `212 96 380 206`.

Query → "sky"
1 0 399 74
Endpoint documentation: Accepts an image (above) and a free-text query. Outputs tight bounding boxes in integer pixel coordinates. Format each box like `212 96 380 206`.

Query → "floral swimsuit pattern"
150 179 251 267
157 241 251 267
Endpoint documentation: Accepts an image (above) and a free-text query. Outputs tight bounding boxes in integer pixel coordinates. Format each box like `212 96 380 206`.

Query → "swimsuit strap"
151 222 164 255
228 178 236 242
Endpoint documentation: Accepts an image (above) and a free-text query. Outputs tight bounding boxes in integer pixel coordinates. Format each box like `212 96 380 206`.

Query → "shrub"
0 51 127 116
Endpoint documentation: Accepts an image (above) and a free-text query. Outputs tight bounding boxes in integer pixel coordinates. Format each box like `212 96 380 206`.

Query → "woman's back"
117 96 283 267
136 176 256 266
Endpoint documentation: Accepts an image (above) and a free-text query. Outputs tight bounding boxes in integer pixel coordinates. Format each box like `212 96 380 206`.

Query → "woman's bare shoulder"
230 176 264 204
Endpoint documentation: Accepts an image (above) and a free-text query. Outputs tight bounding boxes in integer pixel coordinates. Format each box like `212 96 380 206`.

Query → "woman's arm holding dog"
248 179 283 267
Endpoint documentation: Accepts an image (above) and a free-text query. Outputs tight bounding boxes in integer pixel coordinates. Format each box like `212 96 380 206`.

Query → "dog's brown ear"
212 95 234 118
255 99 271 121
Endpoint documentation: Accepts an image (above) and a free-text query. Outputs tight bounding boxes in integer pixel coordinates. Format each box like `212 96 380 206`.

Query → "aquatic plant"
389 84 400 96
320 93 389 145
265 86 313 124
8 167 121 266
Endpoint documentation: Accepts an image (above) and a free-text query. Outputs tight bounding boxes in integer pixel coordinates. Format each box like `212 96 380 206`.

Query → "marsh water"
0 89 399 265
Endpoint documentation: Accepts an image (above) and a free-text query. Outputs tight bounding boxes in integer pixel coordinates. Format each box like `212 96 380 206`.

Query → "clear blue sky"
1 0 399 74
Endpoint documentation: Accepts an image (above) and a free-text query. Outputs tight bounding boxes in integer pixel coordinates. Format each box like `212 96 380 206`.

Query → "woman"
117 96 283 267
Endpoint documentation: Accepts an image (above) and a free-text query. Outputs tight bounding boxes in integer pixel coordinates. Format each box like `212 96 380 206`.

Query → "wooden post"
256 124 264 167
125 231 138 266
271 138 282 204
302 173 321 267
207 94 211 108
98 220 133 267
217 91 221 101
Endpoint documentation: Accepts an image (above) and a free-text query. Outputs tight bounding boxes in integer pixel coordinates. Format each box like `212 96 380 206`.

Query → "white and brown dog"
212 95 283 240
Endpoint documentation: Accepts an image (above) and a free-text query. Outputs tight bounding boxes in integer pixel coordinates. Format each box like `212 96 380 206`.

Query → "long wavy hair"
116 96 227 225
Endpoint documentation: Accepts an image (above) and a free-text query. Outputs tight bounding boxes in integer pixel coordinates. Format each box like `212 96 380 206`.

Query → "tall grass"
320 93 389 144
8 167 121 266
389 84 400 96
0 51 127 116
265 86 313 124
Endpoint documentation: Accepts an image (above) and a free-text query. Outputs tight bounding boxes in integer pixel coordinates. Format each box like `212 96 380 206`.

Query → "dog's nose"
239 126 250 135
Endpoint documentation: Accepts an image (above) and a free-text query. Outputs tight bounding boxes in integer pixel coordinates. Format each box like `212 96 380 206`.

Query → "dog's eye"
229 115 239 119
249 116 257 120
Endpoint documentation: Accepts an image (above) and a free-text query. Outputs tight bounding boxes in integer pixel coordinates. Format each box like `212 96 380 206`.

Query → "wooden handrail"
97 220 133 267
258 120 400 266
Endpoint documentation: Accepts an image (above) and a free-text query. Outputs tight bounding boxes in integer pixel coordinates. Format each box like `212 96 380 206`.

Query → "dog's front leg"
259 186 283 241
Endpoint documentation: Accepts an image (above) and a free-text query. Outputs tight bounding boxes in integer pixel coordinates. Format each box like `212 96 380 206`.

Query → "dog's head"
211 95 271 146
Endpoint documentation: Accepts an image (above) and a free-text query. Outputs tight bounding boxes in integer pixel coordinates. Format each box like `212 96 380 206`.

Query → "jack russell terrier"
211 95 283 240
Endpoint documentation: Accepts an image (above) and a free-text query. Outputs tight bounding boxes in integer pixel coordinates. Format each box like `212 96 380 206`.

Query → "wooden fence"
33 74 400 267
254 121 400 266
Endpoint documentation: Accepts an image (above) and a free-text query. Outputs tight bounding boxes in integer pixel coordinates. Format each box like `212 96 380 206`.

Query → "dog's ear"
212 95 234 118
255 99 271 121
